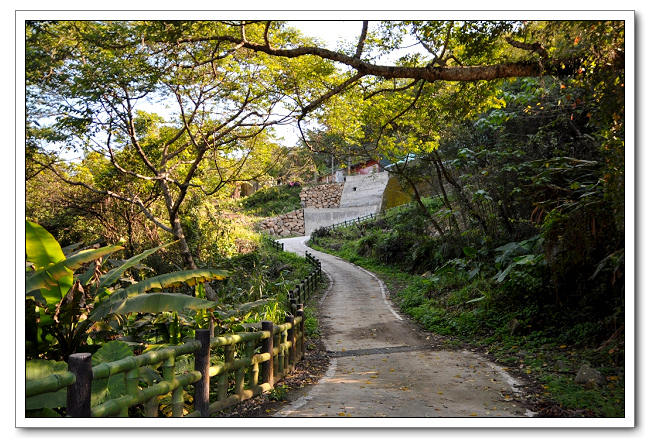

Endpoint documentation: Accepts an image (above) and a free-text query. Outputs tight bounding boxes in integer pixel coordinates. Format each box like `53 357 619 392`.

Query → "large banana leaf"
94 292 216 318
90 269 228 320
61 242 84 256
96 241 178 295
25 220 73 304
25 244 124 298
26 221 65 269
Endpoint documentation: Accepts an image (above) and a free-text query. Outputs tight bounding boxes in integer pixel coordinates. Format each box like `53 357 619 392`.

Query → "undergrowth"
237 183 302 217
308 213 626 418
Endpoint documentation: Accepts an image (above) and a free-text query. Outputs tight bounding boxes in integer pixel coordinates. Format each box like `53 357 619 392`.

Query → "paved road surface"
273 236 534 421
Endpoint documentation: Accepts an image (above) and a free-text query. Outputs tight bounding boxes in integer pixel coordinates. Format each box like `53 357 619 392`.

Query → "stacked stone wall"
299 183 344 208
259 208 305 237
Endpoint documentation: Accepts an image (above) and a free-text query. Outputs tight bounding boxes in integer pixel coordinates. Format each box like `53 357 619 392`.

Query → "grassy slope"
236 183 302 217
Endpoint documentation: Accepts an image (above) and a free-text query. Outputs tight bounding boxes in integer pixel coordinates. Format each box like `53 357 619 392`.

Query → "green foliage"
309 197 624 416
309 22 625 374
238 184 303 217
25 220 228 360
26 20 316 272
492 235 545 285
303 307 321 338
540 374 624 418
268 384 289 401
25 359 69 415
25 19 625 417
90 341 133 407
181 195 262 264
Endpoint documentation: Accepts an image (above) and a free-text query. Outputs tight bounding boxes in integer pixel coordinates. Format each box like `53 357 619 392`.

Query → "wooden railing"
264 235 284 252
25 250 324 418
288 252 322 309
318 211 385 233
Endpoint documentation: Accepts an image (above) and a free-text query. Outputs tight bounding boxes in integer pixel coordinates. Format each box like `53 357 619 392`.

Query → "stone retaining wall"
299 183 344 208
259 208 305 237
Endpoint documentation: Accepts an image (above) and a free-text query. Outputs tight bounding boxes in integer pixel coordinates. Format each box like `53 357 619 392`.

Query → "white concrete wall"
302 172 391 234
339 171 390 208
304 206 380 235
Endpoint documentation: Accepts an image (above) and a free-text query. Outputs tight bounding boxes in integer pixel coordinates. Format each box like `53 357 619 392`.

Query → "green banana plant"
89 269 229 320
25 220 229 360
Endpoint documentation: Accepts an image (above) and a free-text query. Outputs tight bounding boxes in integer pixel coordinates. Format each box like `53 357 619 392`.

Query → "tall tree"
26 21 335 298
26 19 626 268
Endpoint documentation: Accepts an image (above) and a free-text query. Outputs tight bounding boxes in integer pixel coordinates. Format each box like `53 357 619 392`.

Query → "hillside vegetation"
237 183 303 217
309 198 625 417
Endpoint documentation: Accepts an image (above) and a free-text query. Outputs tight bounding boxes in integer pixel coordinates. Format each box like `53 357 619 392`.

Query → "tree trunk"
159 177 219 302
433 152 490 235
431 158 462 238
395 168 446 237
171 217 198 269
170 216 219 302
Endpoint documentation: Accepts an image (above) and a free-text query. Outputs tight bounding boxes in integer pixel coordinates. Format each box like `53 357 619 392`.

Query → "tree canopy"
27 21 339 279
25 19 626 280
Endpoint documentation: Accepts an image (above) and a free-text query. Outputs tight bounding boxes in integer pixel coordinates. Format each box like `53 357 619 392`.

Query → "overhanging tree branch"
179 32 545 82
505 36 549 60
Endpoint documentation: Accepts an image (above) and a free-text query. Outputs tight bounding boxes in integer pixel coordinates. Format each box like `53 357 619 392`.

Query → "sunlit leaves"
380 21 519 67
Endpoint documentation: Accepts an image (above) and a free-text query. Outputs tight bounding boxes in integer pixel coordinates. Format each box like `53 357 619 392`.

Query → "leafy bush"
238 184 302 217
26 220 229 360
303 307 321 338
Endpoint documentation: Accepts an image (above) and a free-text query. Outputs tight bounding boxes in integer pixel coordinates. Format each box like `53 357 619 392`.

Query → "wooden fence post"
286 314 295 370
261 321 274 386
194 329 211 417
66 353 92 418
297 304 305 360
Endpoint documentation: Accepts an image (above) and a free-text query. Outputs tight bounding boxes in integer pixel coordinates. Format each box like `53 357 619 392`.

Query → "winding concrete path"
274 236 534 421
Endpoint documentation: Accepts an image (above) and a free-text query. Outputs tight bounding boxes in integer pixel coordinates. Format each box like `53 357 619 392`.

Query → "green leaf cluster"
25 220 228 361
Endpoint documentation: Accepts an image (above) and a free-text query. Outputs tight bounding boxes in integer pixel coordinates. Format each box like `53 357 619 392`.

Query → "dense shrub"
238 184 302 216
